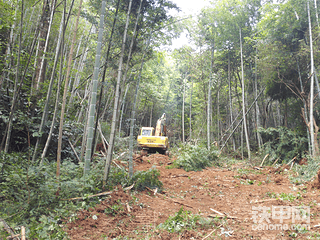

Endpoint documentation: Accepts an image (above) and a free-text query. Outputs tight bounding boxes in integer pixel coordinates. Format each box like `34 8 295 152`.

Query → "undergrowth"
169 144 219 172
0 152 162 239
158 207 214 233
258 127 308 164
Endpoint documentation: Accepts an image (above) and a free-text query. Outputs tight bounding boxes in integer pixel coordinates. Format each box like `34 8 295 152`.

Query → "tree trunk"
149 102 153 127
41 29 64 164
239 27 251 160
103 0 133 185
189 78 193 141
68 25 92 106
57 0 82 181
207 41 214 150
314 0 319 27
32 0 58 162
115 0 143 138
127 36 151 178
254 50 262 149
308 1 316 156
182 76 186 143
119 83 130 137
3 0 24 153
217 80 220 148
228 54 236 151
91 0 121 158
220 86 266 154
83 0 107 175
33 0 50 91
1 1 42 151
0 2 19 89
297 57 311 153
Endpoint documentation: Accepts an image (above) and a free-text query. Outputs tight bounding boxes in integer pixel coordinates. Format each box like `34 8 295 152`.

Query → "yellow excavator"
137 113 169 155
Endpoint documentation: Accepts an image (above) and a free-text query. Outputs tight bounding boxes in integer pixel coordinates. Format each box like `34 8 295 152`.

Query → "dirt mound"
65 186 143 239
134 153 172 171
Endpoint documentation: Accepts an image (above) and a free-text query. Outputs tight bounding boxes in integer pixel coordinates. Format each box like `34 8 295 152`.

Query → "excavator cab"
141 128 153 136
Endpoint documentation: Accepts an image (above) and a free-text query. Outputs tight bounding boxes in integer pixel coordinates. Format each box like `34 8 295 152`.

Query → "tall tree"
103 0 133 185
83 0 107 176
57 0 82 181
308 0 316 156
4 0 24 153
239 27 251 160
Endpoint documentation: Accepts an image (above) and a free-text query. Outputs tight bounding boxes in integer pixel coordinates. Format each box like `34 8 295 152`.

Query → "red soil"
65 154 320 239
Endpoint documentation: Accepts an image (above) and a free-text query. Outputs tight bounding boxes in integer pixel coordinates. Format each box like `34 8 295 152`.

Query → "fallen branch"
170 174 189 178
171 200 193 209
208 214 237 219
210 208 224 216
63 184 135 201
145 187 158 195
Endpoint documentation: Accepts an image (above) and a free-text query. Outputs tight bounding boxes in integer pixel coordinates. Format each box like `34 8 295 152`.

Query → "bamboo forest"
2 0 320 239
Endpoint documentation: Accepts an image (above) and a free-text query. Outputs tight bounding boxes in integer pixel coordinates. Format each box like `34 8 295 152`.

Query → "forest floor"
65 154 320 239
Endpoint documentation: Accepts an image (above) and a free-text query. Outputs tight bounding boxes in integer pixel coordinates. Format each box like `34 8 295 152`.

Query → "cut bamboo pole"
21 226 25 240
260 154 269 167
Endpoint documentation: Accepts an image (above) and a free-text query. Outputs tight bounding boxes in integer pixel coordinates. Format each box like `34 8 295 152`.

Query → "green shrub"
172 144 219 172
0 152 164 239
258 127 308 163
132 168 163 191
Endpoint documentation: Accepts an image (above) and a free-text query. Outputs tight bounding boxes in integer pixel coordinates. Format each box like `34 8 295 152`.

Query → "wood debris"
209 208 237 219
0 218 20 240
145 187 158 195
210 208 224 216
126 202 131 213
251 199 278 203
208 214 238 219
170 174 189 178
